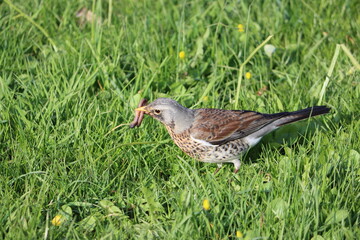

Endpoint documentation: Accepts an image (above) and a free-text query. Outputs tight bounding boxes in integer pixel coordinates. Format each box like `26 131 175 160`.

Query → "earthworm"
129 98 148 128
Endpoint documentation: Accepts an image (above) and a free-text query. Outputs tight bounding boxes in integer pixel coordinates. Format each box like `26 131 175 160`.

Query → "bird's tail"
271 106 330 127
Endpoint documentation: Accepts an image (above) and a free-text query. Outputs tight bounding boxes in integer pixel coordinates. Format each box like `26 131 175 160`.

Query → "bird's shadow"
243 121 327 163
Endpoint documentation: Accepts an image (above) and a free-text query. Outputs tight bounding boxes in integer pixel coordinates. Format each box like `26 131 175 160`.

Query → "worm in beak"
129 99 148 128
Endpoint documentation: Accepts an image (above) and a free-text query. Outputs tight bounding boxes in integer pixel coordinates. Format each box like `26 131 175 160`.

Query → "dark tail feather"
271 106 330 127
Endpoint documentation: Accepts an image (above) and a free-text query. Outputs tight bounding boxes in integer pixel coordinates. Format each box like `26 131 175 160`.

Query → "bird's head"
135 98 194 133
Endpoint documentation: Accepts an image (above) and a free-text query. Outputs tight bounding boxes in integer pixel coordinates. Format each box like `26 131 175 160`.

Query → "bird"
135 98 330 173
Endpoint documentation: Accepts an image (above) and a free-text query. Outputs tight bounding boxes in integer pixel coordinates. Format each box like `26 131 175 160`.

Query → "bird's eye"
154 109 161 115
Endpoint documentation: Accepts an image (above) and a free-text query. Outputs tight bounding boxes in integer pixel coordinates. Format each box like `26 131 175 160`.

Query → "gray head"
136 98 194 133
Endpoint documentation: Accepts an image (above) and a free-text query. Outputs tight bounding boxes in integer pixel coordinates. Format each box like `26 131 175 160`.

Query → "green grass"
1 0 359 239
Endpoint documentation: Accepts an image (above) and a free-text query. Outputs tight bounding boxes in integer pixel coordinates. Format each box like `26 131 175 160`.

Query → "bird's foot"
232 159 241 174
214 164 223 175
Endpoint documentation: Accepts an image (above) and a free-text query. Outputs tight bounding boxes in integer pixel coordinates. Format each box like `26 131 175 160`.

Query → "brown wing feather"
190 109 284 145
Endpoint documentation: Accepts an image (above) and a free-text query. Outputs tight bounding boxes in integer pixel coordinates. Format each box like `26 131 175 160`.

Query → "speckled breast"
165 126 250 163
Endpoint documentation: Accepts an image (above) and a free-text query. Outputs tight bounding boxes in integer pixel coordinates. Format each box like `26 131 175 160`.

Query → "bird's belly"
168 128 250 163
199 139 250 163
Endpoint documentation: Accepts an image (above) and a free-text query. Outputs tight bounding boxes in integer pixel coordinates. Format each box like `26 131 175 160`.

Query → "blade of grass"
317 44 340 105
340 44 360 71
108 0 113 27
235 35 273 108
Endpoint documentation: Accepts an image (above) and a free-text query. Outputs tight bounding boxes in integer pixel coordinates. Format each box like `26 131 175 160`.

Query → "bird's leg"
214 164 223 174
232 159 241 174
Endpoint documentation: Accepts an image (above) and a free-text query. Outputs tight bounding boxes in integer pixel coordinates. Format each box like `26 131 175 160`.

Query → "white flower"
264 44 276 57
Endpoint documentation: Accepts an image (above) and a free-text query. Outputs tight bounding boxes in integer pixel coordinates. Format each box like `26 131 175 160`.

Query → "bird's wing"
189 109 285 145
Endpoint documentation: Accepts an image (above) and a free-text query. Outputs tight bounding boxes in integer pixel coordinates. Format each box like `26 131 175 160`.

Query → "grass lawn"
1 0 359 239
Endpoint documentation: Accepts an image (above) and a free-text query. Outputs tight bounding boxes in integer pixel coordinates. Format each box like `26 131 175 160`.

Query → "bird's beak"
135 106 150 113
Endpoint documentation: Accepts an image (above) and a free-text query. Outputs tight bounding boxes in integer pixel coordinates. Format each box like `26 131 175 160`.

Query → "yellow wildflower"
179 51 186 59
202 199 210 210
202 96 209 102
51 215 63 226
237 24 244 32
236 230 243 238
245 72 251 79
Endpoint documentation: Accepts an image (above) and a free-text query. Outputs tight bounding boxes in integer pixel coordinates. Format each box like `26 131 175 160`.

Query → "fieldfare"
133 98 330 173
